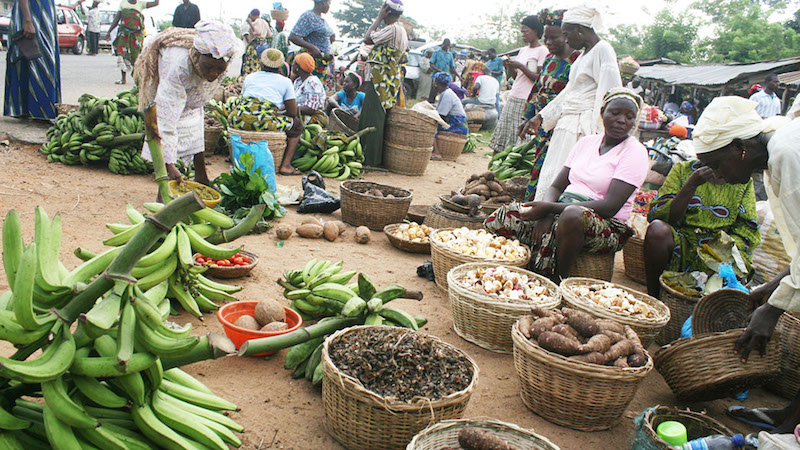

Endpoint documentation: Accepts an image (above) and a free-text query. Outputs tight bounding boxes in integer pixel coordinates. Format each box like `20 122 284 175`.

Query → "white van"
98 9 158 50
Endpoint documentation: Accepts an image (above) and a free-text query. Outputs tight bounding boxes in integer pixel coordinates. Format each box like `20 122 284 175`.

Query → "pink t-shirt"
563 134 649 222
510 45 549 99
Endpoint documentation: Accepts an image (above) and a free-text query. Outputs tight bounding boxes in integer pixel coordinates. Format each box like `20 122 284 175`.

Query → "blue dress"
335 91 365 116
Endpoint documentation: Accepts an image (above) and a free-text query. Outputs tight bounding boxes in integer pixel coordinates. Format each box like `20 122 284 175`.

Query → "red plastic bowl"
217 301 302 357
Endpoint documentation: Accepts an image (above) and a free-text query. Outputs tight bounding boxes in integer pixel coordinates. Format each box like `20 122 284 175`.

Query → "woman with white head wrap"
135 21 240 184
519 3 622 202
690 96 800 434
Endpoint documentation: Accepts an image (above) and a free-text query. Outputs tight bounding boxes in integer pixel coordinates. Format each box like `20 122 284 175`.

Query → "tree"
454 8 528 53
332 0 383 38
640 10 698 63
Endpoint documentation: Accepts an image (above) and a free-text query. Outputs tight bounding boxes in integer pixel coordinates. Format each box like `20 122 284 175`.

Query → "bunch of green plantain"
0 204 244 449
291 124 373 180
488 139 538 180
40 89 151 175
277 259 427 385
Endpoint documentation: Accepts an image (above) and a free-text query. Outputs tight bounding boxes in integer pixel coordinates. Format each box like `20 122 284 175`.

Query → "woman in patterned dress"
107 0 159 85
241 9 272 76
289 0 335 88
363 0 408 111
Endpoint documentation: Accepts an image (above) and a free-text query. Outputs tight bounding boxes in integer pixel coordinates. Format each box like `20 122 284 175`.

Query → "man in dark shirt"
172 0 200 28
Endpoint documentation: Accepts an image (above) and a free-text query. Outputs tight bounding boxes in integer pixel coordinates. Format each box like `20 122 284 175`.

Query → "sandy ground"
0 141 788 449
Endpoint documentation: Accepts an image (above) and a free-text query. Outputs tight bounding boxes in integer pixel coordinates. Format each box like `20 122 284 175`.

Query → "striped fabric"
3 0 61 119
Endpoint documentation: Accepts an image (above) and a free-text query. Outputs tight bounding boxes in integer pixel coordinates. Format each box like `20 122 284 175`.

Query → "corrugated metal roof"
636 58 800 87
779 70 800 86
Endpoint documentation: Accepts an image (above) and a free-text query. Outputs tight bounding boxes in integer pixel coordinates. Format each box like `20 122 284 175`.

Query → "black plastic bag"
417 261 435 282
297 171 340 214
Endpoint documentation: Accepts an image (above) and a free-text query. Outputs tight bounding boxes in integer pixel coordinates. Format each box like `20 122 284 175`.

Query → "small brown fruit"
275 224 293 240
233 315 260 330
323 222 339 242
301 217 322 226
331 221 347 235
260 322 289 332
254 299 286 326
296 223 324 239
355 226 371 244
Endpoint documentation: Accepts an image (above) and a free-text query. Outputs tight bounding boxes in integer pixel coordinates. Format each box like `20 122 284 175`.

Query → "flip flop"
278 169 302 176
727 406 778 430
430 155 443 161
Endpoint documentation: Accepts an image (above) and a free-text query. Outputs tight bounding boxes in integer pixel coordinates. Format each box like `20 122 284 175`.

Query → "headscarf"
250 9 260 17
194 21 241 60
680 101 693 111
669 125 688 139
538 8 566 27
748 84 763 95
347 72 362 88
295 52 316 73
261 48 285 68
692 96 765 154
433 72 452 86
384 0 404 13
602 87 643 114
276 19 285 28
563 5 604 32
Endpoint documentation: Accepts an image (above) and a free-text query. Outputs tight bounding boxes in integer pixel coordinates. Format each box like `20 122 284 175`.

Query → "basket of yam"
430 228 530 291
340 180 412 231
447 263 561 353
459 171 514 215
322 326 479 450
384 222 433 254
511 307 653 431
653 329 780 402
560 278 670 346
407 418 560 450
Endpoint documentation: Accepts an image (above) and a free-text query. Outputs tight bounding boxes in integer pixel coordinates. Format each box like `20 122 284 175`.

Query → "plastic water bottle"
679 434 746 449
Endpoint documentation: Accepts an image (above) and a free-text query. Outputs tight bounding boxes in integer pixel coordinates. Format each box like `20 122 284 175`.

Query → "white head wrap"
692 96 765 154
563 5 604 32
194 21 241 60
384 0 404 13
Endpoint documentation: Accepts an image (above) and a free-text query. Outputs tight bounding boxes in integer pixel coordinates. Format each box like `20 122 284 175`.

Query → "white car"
98 9 158 50
404 41 485 99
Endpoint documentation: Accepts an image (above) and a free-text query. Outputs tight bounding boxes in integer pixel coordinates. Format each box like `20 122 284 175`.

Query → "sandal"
279 168 302 176
430 155 443 161
727 406 779 430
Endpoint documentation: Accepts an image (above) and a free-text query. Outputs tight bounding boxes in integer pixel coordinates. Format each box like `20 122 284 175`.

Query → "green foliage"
454 8 527 54
332 0 384 38
213 153 284 222
157 19 172 31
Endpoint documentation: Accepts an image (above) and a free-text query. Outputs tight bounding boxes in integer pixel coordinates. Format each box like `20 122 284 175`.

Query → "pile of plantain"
488 140 537 180
291 124 373 179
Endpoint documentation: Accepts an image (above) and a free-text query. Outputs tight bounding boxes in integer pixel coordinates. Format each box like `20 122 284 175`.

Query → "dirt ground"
0 140 788 449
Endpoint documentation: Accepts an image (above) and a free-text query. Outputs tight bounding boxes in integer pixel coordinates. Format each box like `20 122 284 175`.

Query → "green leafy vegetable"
213 152 284 225
697 231 749 278
662 271 703 297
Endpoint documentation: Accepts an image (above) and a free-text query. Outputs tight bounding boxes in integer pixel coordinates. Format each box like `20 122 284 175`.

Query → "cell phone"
13 33 42 60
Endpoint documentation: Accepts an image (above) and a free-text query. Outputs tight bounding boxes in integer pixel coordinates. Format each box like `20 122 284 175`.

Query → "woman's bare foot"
279 165 302 175
430 153 443 161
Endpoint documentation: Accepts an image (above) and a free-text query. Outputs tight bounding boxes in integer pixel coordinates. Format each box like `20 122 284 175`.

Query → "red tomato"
241 255 251 264
232 257 244 266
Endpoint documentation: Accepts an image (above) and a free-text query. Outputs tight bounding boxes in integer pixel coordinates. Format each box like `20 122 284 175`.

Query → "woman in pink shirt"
485 88 648 280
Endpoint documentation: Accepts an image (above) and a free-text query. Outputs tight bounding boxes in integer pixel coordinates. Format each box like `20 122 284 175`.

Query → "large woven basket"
569 252 615 281
407 205 429 224
384 224 430 254
511 322 652 431
656 276 700 345
322 326 479 450
654 329 780 401
632 406 734 450
465 109 486 123
385 108 438 148
204 125 223 153
430 229 531 291
270 9 289 20
425 203 485 231
560 278 670 346
447 263 561 353
468 123 482 133
340 181 412 230
691 289 750 335
384 142 432 176
623 236 646 284
228 128 287 172
436 132 467 161
769 312 800 399
328 108 358 136
407 418 559 450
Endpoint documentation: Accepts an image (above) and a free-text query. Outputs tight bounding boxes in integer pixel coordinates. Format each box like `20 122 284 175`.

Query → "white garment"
473 75 499 105
788 94 800 119
242 71 295 109
625 81 644 96
766 118 800 313
437 88 466 118
142 47 221 165
750 90 782 118
86 8 101 33
119 0 147 12
533 40 622 200
244 18 271 40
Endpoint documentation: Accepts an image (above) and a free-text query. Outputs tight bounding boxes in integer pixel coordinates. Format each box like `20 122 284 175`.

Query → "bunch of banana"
463 133 477 153
277 259 427 385
40 89 150 175
488 139 538 180
0 205 244 448
291 124 372 180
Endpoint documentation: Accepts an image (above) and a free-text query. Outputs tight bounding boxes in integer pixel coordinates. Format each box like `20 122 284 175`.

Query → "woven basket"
569 252 615 281
633 406 734 450
384 224 430 254
197 250 258 279
384 142 433 176
560 278 670 346
204 125 223 153
656 276 700 345
228 128 287 172
436 132 467 161
447 263 561 353
328 108 358 136
425 203 485 231
691 289 750 335
385 108 438 148
322 326 479 450
654 329 780 401
468 123 482 133
505 176 529 202
465 109 486 123
340 181 412 230
511 322 652 431
623 236 646 284
270 9 288 20
769 312 800 399
407 205 429 224
407 418 559 450
430 229 531 291
439 194 470 215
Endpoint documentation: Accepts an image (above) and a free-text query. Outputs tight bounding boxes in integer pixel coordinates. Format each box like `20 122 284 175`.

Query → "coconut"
254 299 286 326
233 315 260 330
260 322 289 332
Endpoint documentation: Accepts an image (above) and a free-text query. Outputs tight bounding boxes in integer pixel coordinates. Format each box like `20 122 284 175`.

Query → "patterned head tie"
433 72 452 86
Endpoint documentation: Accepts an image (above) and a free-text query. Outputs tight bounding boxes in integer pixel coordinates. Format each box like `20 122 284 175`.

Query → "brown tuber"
254 299 286 326
296 223 324 239
552 324 581 340
563 308 600 337
578 334 613 354
233 315 260 331
569 352 607 365
518 316 534 339
260 322 289 332
538 331 582 356
600 330 626 343
354 226 371 244
275 224 293 240
323 222 339 242
604 340 634 362
301 217 322 226
530 317 558 339
458 427 517 450
596 319 625 334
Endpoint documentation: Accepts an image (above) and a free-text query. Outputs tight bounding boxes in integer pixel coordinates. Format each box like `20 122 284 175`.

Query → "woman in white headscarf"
690 96 800 435
134 21 241 184
519 4 622 201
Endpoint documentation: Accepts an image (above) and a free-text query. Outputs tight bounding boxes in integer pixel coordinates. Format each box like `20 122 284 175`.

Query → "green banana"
364 313 383 326
116 299 136 364
151 393 227 450
158 379 237 411
125 204 145 224
196 274 242 293
135 316 199 357
130 294 191 339
70 354 156 378
2 210 24 288
155 390 242 432
162 368 214 395
176 224 195 268
341 297 367 317
137 255 178 290
357 273 377 299
12 243 56 330
131 400 199 450
183 225 240 260
191 208 235 229
366 298 383 313
378 307 419 330
284 337 324 370
43 403 83 450
136 228 177 267
312 283 359 303
0 323 74 383
41 376 100 429
72 375 129 409
103 221 143 246
305 344 324 380
167 273 202 318
0 404 30 430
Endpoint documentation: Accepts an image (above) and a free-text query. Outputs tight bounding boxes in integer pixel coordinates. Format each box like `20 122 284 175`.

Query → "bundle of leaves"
214 152 284 230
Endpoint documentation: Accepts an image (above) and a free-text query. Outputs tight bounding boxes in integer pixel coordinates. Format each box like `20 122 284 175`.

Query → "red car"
0 6 85 54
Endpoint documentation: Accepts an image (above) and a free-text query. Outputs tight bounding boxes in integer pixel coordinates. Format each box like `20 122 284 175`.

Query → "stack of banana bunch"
92 203 243 318
0 207 244 449
206 97 239 131
291 124 366 180
40 90 151 175
277 260 427 385
488 139 538 180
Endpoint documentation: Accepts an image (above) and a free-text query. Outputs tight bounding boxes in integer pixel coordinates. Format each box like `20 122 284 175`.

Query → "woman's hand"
747 285 772 311
687 166 717 189
166 164 184 182
532 214 555 248
520 202 553 222
23 18 35 39
105 32 112 41
520 115 543 139
308 46 323 59
503 60 522 71
735 303 784 362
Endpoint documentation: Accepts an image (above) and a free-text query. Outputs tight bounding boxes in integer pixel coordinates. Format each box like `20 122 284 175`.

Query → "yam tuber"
530 306 553 318
518 316 534 339
468 174 480 182
603 340 634 362
530 317 558 339
578 334 613 354
296 224 324 239
600 330 626 343
614 356 631 368
563 308 600 337
481 171 496 181
628 353 647 367
323 222 339 242
450 194 468 206
275 224 293 240
595 319 625 334
552 324 581 340
301 217 322 226
487 180 504 194
538 331 582 356
625 326 647 367
569 352 607 365
458 427 517 450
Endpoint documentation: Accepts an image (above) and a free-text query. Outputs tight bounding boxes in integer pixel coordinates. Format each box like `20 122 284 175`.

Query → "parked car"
0 11 12 47
57 5 86 54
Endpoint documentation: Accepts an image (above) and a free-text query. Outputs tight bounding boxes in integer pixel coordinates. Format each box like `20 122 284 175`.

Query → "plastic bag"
297 171 340 213
230 134 277 193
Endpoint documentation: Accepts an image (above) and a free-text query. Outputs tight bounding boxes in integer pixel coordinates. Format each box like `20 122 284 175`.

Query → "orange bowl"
217 301 302 357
